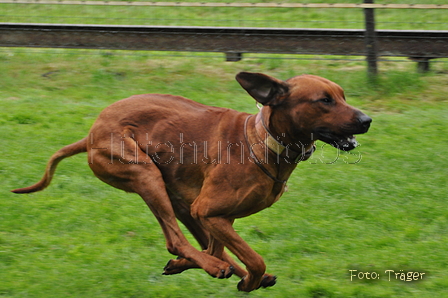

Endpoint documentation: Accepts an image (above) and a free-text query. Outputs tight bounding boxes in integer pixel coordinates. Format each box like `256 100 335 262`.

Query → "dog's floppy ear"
236 72 289 106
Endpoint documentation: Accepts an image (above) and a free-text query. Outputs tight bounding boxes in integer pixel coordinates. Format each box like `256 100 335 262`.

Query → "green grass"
1 0 447 29
1 47 448 298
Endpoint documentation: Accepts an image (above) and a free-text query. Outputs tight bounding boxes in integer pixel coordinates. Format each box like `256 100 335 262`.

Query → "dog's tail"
11 137 88 194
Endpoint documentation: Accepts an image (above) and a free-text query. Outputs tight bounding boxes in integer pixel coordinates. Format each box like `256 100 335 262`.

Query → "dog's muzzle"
316 114 372 151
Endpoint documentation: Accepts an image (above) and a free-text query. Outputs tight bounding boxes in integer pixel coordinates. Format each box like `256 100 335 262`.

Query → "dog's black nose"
358 114 372 131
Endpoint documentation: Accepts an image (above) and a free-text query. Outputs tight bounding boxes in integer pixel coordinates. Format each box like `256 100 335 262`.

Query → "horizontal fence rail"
1 23 447 60
1 2 447 73
1 0 448 9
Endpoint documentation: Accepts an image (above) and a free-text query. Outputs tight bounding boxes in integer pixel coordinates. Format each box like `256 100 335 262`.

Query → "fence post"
364 0 378 77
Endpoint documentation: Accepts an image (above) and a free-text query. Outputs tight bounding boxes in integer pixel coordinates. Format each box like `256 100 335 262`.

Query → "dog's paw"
237 274 277 292
237 276 256 292
162 259 191 275
259 274 277 288
218 266 235 279
209 264 234 279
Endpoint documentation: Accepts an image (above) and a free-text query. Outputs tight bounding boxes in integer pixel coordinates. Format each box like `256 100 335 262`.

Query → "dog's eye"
320 97 333 104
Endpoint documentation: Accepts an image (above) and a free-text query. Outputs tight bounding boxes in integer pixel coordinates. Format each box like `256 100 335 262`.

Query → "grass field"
1 47 447 298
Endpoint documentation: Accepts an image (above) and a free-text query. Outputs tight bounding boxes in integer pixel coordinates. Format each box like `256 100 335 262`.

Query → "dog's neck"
255 112 286 155
255 107 315 162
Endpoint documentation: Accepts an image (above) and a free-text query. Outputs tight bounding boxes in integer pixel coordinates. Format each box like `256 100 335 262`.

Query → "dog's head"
236 72 371 151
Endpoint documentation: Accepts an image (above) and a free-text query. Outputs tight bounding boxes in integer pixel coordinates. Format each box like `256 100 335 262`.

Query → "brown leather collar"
243 111 316 185
254 112 315 163
243 115 286 184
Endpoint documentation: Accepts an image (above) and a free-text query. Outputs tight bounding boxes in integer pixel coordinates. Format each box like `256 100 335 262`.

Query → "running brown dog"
12 72 371 292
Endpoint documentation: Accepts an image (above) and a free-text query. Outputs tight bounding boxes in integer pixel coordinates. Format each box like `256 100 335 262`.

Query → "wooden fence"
0 1 447 74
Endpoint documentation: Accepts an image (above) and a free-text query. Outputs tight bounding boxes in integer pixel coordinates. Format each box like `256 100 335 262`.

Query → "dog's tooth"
347 136 358 147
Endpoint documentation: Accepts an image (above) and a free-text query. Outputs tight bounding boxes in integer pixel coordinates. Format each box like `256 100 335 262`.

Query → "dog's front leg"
216 239 277 288
199 216 272 292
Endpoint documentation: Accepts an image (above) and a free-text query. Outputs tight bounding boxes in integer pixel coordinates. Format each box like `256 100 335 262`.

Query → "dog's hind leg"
163 208 243 279
162 203 205 275
132 168 234 279
89 135 234 279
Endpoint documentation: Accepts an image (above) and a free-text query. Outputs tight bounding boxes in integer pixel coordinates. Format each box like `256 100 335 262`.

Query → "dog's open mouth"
317 132 360 151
